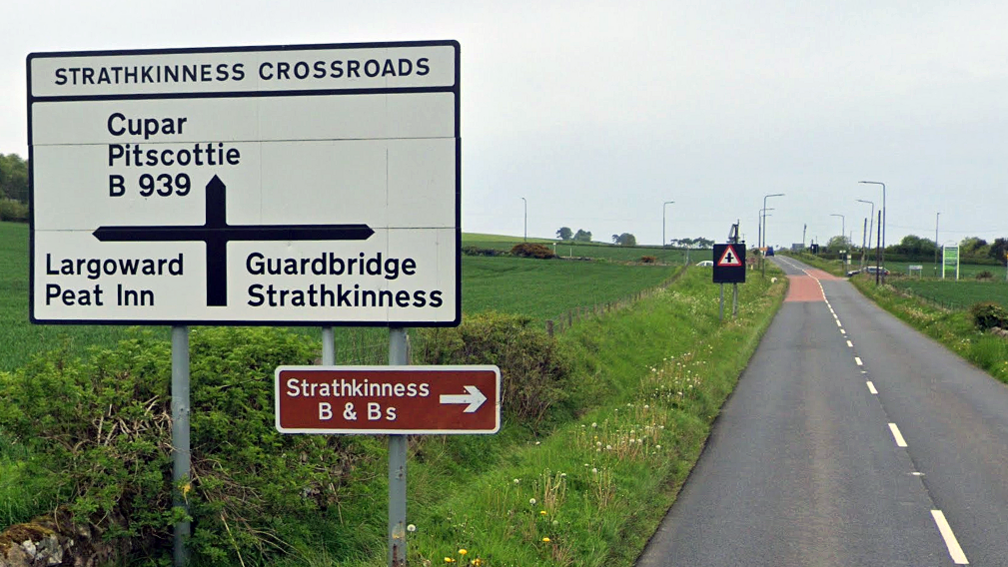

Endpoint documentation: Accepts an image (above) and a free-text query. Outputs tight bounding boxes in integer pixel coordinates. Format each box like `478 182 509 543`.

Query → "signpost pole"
388 328 409 567
322 327 335 365
171 326 191 567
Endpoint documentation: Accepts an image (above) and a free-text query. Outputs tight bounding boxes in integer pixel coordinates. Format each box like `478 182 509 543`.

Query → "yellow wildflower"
542 537 551 543
458 549 467 556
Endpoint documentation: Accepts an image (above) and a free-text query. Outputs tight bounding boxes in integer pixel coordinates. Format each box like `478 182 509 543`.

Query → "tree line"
821 233 1008 265
0 153 28 203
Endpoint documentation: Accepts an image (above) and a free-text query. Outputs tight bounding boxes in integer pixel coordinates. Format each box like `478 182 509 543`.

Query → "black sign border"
712 243 746 284
27 40 461 327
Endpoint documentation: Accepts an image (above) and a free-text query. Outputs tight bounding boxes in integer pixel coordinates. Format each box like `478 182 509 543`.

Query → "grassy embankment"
2 220 786 565
385 268 786 567
851 277 1008 385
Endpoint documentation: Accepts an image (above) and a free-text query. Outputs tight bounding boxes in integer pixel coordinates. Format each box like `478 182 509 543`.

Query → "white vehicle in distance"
696 260 714 267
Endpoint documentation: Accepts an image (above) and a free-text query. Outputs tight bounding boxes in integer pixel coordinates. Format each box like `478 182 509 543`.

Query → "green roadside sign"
942 245 960 280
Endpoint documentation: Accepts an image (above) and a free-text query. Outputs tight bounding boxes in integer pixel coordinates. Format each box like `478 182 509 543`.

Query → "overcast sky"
4 0 1007 248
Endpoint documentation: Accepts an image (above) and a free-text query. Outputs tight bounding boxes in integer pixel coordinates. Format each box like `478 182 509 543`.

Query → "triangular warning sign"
717 245 743 267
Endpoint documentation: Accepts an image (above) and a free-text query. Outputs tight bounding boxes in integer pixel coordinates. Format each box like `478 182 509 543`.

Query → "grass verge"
851 277 1008 384
317 267 787 567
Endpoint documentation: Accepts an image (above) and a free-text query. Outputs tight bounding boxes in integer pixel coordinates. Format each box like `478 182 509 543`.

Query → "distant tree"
573 229 592 242
826 235 852 253
556 227 573 241
961 236 988 252
990 238 1008 265
0 153 29 203
960 236 990 260
893 234 937 258
674 237 713 249
612 233 636 246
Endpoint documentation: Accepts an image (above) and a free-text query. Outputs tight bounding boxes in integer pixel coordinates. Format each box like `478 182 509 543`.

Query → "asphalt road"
637 255 1008 566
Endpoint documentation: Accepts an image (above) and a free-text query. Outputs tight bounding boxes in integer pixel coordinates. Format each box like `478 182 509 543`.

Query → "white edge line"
866 381 877 394
888 422 908 447
931 510 969 564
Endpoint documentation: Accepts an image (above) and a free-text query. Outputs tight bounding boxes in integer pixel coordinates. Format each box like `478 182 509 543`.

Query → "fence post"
546 320 554 337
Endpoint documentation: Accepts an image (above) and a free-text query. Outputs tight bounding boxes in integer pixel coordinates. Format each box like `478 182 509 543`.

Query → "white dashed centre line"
840 329 846 335
866 381 878 394
846 340 853 348
836 319 842 327
888 423 908 448
854 357 863 366
931 510 969 564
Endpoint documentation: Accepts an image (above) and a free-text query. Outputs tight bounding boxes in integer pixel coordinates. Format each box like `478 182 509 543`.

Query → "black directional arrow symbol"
94 175 374 307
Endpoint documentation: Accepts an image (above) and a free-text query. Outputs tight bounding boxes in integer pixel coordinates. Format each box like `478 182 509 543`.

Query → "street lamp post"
830 213 845 243
521 197 527 242
761 193 784 276
856 199 874 269
663 201 674 249
935 212 940 277
762 193 784 250
758 207 774 257
859 181 885 268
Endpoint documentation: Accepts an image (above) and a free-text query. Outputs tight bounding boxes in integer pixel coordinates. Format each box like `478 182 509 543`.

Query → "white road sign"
28 41 460 326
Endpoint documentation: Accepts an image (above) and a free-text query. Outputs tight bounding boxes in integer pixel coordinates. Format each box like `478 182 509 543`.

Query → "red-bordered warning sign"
717 245 743 267
712 243 746 284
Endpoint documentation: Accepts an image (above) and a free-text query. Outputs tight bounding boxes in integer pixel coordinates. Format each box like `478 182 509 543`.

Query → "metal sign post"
274 362 500 565
170 326 190 567
388 328 408 567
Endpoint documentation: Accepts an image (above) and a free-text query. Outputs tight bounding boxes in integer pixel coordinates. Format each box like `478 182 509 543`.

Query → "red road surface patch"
804 268 840 281
786 276 825 302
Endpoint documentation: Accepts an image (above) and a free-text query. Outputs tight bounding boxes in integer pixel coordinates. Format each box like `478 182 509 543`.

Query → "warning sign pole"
733 283 738 318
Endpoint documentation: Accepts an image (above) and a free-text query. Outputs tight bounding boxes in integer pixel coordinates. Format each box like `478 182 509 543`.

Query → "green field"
463 233 698 264
882 259 1007 280
1 222 678 371
889 278 1008 310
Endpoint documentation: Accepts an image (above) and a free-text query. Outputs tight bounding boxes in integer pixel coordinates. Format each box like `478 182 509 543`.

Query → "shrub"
976 270 994 281
462 245 506 257
0 199 28 222
0 328 370 566
970 301 1008 331
510 243 556 259
416 312 574 429
640 256 657 264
